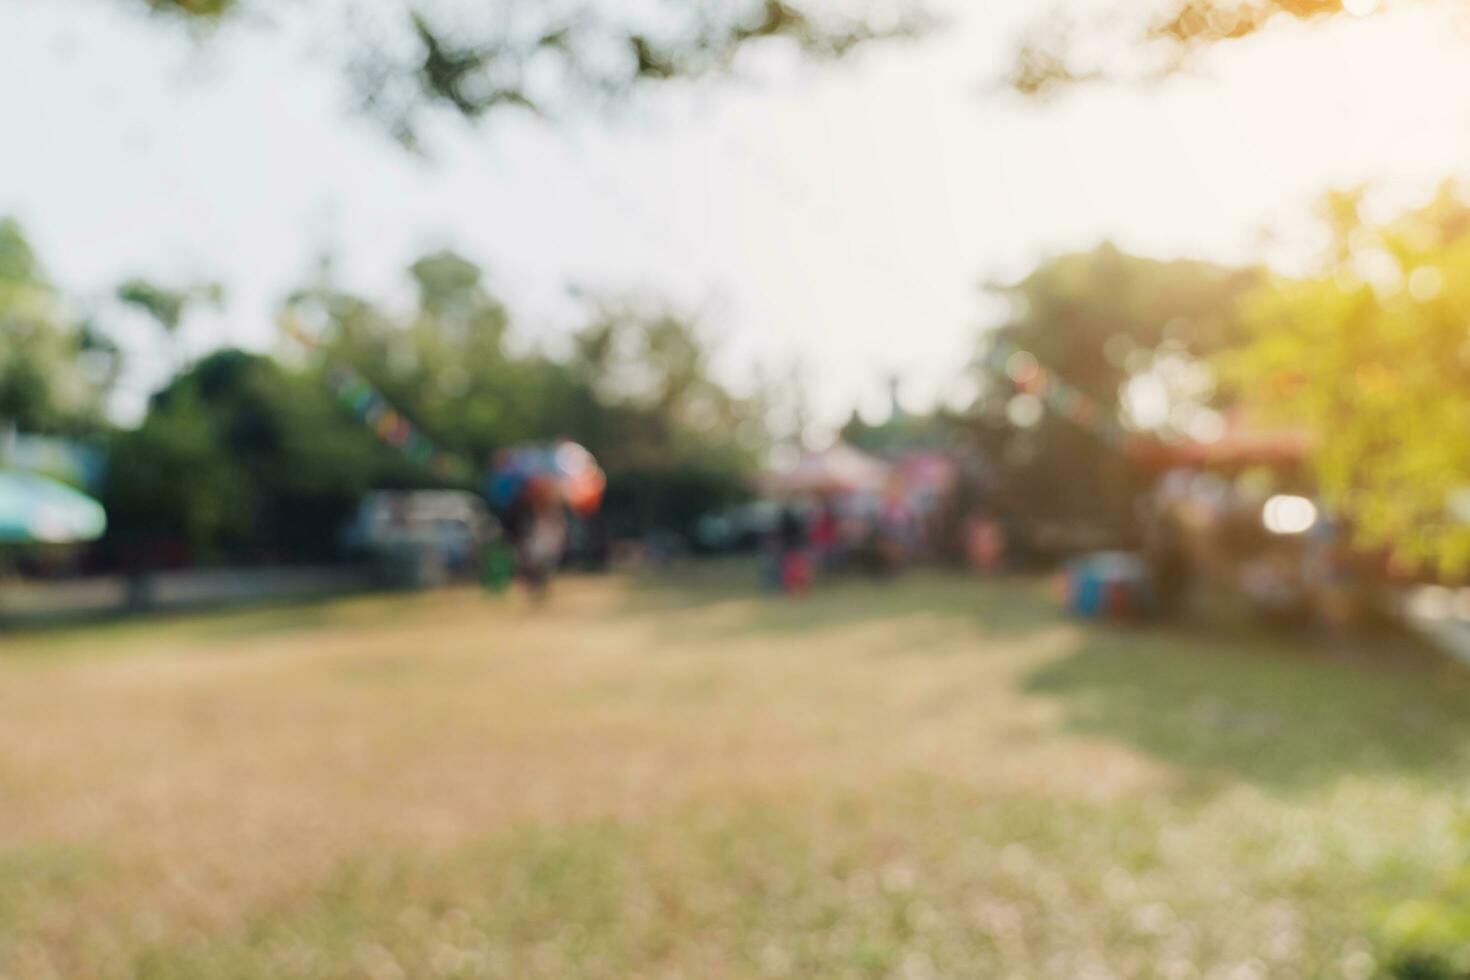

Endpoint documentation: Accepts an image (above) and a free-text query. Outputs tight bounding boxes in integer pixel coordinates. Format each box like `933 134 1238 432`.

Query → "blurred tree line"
0 217 765 567
281 251 764 548
11 193 1470 577
104 350 425 566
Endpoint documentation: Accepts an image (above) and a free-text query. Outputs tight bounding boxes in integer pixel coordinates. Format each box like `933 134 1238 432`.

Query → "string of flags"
982 337 1125 447
280 321 607 517
322 366 468 479
281 318 469 479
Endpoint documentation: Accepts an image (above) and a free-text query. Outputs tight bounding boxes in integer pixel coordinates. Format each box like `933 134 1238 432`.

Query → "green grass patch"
0 571 1466 977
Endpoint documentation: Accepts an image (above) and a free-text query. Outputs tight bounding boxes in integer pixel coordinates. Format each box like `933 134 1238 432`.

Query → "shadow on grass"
633 560 1470 792
1023 624 1470 793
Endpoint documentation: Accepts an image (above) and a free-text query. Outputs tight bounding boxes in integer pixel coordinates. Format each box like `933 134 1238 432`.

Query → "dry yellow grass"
1 566 1467 978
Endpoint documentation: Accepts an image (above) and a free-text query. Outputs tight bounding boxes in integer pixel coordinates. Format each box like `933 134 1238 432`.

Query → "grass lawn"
2 565 1469 978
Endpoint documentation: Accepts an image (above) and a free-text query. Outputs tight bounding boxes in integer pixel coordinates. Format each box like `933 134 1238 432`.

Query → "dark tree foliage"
988 243 1260 410
117 278 225 336
103 350 426 567
132 0 926 148
1006 0 1378 98
0 219 110 434
143 0 235 17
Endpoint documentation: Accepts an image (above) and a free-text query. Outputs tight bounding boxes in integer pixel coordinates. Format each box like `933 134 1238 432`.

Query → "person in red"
777 506 811 596
809 500 839 573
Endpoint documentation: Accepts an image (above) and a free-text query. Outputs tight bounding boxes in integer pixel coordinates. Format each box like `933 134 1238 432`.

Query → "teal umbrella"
0 469 107 545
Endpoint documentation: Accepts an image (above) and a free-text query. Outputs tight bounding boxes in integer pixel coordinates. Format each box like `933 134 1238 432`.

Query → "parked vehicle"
345 491 500 588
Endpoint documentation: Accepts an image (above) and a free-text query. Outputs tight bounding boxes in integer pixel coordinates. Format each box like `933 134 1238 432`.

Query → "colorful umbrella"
0 469 108 545
486 441 606 517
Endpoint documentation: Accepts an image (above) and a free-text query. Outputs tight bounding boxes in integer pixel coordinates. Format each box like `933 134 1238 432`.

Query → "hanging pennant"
283 326 472 477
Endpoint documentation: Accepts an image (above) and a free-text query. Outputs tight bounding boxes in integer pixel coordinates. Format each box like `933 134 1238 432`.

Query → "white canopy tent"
760 443 892 497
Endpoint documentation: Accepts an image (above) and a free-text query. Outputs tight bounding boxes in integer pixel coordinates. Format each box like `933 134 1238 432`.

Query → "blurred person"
809 499 839 573
1303 516 1358 634
1145 508 1193 621
759 532 784 592
1241 548 1306 623
509 475 567 601
873 480 915 575
777 505 811 596
965 510 1007 574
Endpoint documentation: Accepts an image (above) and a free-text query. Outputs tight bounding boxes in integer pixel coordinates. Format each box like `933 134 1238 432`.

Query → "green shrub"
1380 819 1470 979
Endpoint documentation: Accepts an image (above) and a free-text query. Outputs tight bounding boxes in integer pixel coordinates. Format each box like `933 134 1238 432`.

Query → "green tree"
281 251 588 467
568 302 758 456
283 255 763 538
104 349 421 564
0 218 109 434
986 244 1257 416
566 300 765 534
971 245 1259 534
116 277 225 371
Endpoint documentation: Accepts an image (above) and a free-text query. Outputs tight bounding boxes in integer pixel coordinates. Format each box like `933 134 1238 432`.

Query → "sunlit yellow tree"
1217 186 1470 576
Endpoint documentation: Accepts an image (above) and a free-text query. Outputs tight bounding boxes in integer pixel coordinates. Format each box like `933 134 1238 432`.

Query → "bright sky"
4 0 1470 432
